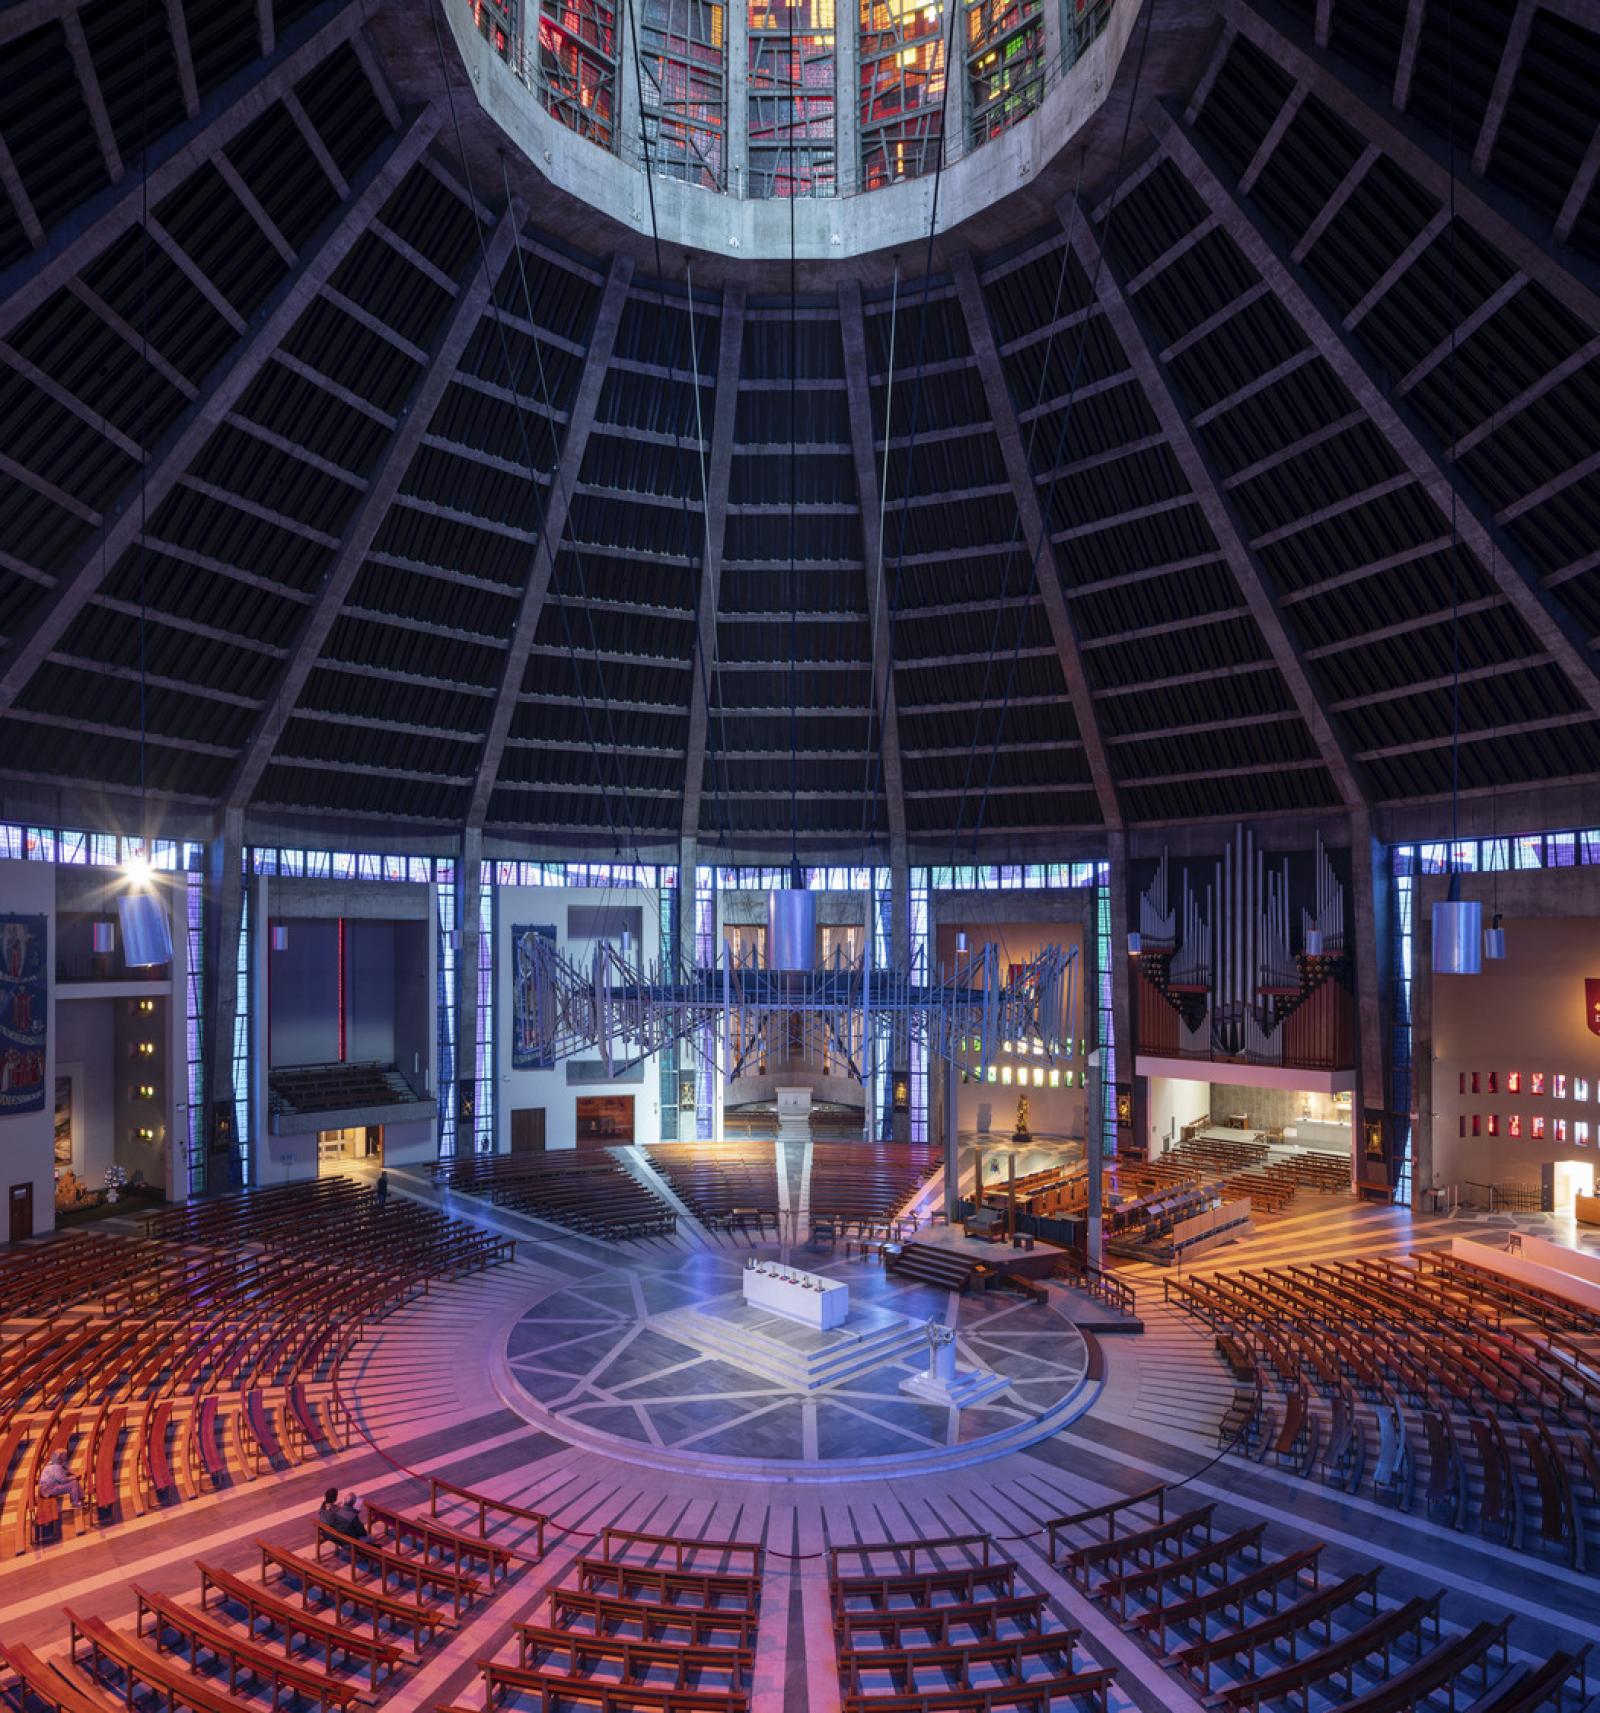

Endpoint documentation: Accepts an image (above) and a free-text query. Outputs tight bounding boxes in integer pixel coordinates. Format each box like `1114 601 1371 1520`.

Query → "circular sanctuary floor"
496 1247 1094 1478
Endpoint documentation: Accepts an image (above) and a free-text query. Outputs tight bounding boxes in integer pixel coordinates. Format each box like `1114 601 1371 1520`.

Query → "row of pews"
1042 1481 1586 1712
432 1151 677 1240
0 1487 539 1711
831 1533 1114 1711
443 1526 763 1713
646 1143 781 1236
810 1141 942 1241
1168 1249 1600 1569
0 1179 512 1557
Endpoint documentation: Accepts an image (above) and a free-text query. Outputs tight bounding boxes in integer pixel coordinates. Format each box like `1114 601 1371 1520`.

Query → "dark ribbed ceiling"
0 0 1597 857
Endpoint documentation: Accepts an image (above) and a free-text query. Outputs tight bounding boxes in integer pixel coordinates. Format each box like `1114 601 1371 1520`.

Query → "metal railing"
463 0 1115 201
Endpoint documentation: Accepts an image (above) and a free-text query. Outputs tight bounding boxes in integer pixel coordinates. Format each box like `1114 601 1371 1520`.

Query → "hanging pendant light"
119 879 173 967
1483 913 1506 960
1432 25 1478 981
121 99 170 974
92 921 115 954
1304 925 1324 957
1433 871 1482 976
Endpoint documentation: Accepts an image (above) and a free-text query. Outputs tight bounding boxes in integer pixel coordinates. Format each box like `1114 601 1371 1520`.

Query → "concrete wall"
1147 1075 1210 1153
495 885 663 1152
268 919 340 1066
1411 860 1600 1206
1207 1082 1354 1148
1432 914 1600 1190
55 999 115 1190
0 859 55 1240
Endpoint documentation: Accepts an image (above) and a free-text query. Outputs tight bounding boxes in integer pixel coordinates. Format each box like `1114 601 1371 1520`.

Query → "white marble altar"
743 1262 849 1329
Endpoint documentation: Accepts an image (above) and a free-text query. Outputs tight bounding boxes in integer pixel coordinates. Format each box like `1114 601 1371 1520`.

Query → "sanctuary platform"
653 1292 926 1390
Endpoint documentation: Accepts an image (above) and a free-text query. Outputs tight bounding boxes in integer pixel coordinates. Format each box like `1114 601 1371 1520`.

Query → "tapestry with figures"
0 914 47 1115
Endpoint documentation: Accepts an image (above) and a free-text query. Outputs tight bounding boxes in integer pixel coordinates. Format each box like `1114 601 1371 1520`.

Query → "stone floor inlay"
498 1246 1092 1471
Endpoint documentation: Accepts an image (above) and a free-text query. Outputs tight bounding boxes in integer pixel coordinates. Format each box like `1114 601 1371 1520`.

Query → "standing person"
375 1170 389 1211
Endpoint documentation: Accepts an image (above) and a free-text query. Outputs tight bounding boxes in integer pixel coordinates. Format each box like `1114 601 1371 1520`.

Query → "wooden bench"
474 1662 749 1712
258 1539 456 1651
839 1672 1116 1713
1044 1484 1166 1562
1126 1545 1323 1651
0 1639 117 1713
842 1632 1085 1697
363 1499 516 1583
1338 1619 1509 1712
68 1609 258 1713
838 1593 1048 1650
198 1559 405 1689
831 1564 1016 1612
134 1584 369 1713
579 1557 762 1611
315 1522 484 1617
1462 1646 1589 1712
549 1589 759 1648
1089 1522 1266 1621
1058 1504 1214 1587
428 1475 548 1555
515 1621 751 1686
1210 1591 1443 1712
1163 1569 1381 1692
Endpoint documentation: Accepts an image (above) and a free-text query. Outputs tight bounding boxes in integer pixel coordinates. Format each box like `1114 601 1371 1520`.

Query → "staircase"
887 1241 977 1293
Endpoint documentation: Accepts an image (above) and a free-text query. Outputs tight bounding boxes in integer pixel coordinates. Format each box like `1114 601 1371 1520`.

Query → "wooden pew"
133 1584 369 1713
257 1539 456 1651
198 1559 406 1689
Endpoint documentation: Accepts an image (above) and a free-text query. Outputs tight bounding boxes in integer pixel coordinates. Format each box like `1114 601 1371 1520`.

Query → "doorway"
576 1095 634 1144
510 1107 546 1154
9 1182 33 1244
318 1126 383 1173
1553 1159 1595 1214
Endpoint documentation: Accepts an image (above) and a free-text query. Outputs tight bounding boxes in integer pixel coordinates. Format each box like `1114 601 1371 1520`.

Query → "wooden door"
510 1108 546 1155
9 1183 33 1244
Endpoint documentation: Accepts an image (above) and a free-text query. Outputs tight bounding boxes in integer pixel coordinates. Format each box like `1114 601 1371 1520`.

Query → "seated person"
39 1450 85 1508
319 1486 368 1539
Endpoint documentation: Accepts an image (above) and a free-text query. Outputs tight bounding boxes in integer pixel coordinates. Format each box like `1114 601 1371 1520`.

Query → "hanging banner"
0 914 47 1115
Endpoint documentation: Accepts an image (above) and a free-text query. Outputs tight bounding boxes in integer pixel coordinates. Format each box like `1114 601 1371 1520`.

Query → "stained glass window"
860 0 946 190
750 0 836 196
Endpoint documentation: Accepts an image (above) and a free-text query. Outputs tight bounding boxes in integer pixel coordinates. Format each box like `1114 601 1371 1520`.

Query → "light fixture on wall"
92 921 114 954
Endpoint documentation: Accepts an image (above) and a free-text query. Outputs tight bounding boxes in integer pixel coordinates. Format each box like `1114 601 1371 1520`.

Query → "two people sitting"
319 1486 368 1539
38 1450 86 1509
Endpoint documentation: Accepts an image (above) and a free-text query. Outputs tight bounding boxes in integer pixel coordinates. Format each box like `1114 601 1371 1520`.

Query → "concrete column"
1106 832 1133 1163
617 0 643 171
1413 870 1435 1213
833 0 859 196
1349 807 1392 1198
1084 865 1106 1267
456 828 484 1154
890 842 910 1141
943 1052 960 1219
199 807 245 1198
1040 0 1064 79
726 1 749 196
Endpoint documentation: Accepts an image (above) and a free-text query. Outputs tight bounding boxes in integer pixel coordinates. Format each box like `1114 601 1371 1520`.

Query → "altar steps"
886 1242 978 1294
